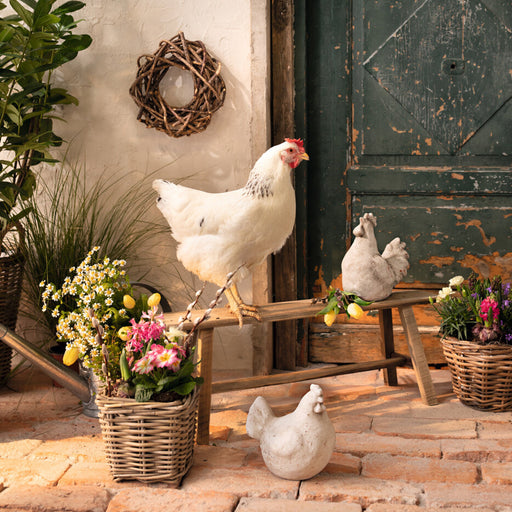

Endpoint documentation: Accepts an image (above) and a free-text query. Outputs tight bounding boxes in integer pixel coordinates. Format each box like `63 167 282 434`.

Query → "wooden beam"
163 290 435 330
212 356 407 394
379 308 398 385
196 328 214 445
271 0 298 370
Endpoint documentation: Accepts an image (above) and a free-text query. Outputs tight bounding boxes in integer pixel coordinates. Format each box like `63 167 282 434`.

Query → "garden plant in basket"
430 274 512 412
430 274 512 345
41 246 234 483
40 246 229 401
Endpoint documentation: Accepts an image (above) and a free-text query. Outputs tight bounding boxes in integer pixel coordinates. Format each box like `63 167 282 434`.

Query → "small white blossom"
449 275 464 288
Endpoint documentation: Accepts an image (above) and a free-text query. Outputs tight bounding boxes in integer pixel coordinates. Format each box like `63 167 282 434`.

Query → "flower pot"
0 250 24 385
441 337 512 412
96 387 199 484
79 362 102 418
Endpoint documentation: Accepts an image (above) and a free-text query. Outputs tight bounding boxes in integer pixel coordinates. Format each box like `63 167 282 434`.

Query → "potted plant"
0 0 91 382
41 246 232 483
431 274 512 411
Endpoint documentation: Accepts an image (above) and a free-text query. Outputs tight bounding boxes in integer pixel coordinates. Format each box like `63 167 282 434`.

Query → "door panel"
350 0 512 284
355 0 512 160
292 0 511 367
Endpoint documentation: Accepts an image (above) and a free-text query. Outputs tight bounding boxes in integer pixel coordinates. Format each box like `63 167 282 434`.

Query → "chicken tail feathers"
246 396 275 440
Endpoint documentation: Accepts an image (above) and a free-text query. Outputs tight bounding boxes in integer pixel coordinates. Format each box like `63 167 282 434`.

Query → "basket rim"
441 336 512 351
96 386 198 411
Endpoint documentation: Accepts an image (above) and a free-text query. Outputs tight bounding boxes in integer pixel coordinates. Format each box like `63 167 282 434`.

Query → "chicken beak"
300 152 309 161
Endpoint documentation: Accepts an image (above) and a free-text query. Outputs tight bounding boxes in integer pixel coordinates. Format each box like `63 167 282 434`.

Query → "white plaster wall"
43 0 270 373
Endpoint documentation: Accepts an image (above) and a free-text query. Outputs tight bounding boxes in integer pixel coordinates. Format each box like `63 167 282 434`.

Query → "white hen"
153 139 308 325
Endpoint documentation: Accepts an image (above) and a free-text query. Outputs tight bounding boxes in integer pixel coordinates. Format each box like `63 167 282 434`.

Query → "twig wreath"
129 32 226 138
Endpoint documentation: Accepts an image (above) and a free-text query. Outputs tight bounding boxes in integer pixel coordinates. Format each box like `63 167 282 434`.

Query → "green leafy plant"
43 248 235 402
0 0 91 246
430 274 512 345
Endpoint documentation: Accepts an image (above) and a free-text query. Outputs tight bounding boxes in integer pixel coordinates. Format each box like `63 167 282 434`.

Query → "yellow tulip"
123 294 136 309
63 346 80 366
148 293 161 308
118 326 131 342
347 302 364 319
324 309 337 327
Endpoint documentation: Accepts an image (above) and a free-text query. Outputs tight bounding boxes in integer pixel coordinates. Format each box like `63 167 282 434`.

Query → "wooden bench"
163 289 438 445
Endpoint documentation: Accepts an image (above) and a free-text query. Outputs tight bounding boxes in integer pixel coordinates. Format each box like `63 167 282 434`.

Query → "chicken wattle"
153 139 308 326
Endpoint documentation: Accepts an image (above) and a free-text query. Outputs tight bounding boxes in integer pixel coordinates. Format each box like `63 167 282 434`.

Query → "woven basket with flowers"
41 247 233 484
431 274 512 412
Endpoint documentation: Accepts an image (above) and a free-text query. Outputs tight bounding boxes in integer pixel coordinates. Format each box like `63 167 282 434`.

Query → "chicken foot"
225 284 262 327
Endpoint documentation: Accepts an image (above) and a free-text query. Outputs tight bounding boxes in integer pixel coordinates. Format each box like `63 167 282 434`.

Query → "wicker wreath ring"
129 32 226 138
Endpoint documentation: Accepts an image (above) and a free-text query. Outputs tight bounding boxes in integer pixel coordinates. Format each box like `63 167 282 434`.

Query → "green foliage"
316 288 371 318
430 274 512 345
0 0 91 244
132 356 203 402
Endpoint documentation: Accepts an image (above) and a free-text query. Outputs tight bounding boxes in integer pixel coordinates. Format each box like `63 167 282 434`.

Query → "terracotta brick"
336 432 441 458
441 437 512 462
481 461 512 485
30 436 106 463
33 417 102 440
0 458 70 487
209 409 249 442
236 497 362 511
0 438 42 458
57 461 142 488
372 417 477 439
0 485 110 512
322 451 361 475
332 414 372 433
478 419 512 440
362 453 478 484
299 474 422 507
366 505 496 512
193 445 247 468
181 467 299 499
424 482 512 509
244 449 266 468
106 488 238 512
209 424 231 441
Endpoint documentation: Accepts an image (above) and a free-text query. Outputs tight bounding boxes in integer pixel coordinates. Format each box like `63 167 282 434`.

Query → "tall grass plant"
21 158 170 344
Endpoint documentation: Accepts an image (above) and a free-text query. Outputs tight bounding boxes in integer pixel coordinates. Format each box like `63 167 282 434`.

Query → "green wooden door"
295 0 512 298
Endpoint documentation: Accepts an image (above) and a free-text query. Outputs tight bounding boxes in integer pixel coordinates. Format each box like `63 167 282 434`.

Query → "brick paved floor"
1 362 511 511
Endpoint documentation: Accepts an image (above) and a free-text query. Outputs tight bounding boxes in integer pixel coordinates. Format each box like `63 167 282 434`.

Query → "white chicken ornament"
246 384 335 481
153 139 309 326
341 212 409 302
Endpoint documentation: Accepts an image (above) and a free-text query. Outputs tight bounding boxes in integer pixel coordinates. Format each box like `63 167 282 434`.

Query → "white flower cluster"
40 247 130 367
435 275 464 302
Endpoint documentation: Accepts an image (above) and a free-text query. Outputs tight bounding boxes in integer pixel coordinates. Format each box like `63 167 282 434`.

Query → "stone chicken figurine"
246 384 335 480
342 212 409 302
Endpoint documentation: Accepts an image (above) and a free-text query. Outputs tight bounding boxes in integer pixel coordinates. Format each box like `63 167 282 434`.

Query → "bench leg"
379 308 398 386
196 328 214 445
398 305 438 406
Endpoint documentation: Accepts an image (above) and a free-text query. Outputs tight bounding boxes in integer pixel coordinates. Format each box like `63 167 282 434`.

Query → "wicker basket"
0 249 25 384
97 387 199 484
441 337 512 412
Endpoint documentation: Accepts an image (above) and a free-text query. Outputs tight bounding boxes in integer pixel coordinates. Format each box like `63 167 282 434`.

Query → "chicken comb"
285 138 305 151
